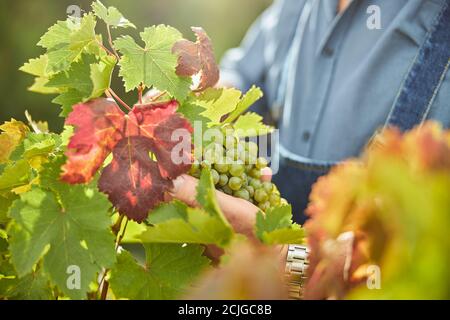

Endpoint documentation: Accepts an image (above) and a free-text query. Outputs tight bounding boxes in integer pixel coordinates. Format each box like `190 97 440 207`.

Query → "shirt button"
302 131 311 142
323 47 334 57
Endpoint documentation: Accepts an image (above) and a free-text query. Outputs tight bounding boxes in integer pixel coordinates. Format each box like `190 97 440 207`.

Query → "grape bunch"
189 126 287 211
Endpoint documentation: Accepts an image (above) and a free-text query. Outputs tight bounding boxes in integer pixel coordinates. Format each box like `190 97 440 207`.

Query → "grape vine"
0 0 304 300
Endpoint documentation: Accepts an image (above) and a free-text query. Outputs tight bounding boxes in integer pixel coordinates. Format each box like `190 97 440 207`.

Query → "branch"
107 24 121 61
98 214 128 300
108 88 132 111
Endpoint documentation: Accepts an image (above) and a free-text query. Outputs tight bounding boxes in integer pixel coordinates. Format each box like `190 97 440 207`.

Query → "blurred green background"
0 0 271 132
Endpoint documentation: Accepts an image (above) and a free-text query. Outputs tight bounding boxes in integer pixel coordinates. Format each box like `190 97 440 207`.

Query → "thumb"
169 174 199 207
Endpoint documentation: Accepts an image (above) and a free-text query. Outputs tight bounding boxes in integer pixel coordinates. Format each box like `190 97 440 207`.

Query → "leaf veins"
62 98 193 222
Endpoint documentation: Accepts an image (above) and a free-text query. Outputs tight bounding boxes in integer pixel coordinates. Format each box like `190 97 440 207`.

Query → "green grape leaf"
177 98 210 133
0 160 31 193
109 244 209 300
52 89 85 117
225 85 263 123
20 55 61 95
196 168 230 224
0 120 29 164
20 55 50 77
25 111 49 134
233 112 274 137
10 132 61 166
190 88 242 126
140 170 233 247
8 177 116 299
140 202 233 247
92 0 136 29
114 25 191 99
0 261 53 300
255 205 305 245
38 14 97 73
46 54 115 115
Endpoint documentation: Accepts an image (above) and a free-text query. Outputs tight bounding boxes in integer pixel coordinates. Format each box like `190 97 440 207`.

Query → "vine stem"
138 84 144 105
96 39 115 58
98 214 129 300
150 90 168 102
108 88 132 111
107 24 121 61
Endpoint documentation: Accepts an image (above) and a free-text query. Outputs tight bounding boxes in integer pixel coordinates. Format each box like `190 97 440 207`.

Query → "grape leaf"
114 25 191 99
8 183 115 300
61 98 125 184
25 111 49 134
53 89 86 117
225 85 263 123
140 170 233 246
0 160 31 194
46 54 115 115
255 205 305 245
109 244 209 300
233 112 274 137
62 98 193 222
190 88 242 126
10 132 61 169
92 0 136 29
173 27 219 91
0 260 53 300
20 55 61 95
0 120 29 164
99 137 173 223
38 14 97 73
140 202 233 246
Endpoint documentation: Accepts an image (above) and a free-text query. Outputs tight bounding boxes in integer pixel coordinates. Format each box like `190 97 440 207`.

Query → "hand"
168 169 288 264
169 174 259 240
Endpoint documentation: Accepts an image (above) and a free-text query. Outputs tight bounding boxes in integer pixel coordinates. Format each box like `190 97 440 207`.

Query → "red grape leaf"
98 136 172 222
61 98 125 183
172 27 219 92
62 98 193 222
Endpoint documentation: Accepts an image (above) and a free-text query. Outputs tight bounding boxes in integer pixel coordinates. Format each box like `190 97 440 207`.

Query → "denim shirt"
221 0 450 162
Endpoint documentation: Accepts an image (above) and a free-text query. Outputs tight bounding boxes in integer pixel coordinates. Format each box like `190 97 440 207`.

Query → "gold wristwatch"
285 244 310 299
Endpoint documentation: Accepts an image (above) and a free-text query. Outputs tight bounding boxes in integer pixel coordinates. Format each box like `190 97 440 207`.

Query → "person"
170 0 450 259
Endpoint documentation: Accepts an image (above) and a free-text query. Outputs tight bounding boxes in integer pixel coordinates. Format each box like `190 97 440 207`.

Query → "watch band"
285 244 310 300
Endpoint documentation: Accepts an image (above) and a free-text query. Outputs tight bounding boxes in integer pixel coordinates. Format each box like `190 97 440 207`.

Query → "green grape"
222 185 233 195
214 162 229 174
201 159 211 169
240 172 248 184
269 193 281 206
246 141 258 156
218 174 229 187
272 186 280 195
240 150 257 165
249 178 262 190
258 201 271 211
230 162 245 177
255 157 268 169
224 135 237 150
245 164 253 172
254 189 268 203
189 162 200 177
262 181 274 193
226 149 239 161
245 185 255 197
228 177 243 191
234 189 250 201
211 169 220 185
249 168 262 179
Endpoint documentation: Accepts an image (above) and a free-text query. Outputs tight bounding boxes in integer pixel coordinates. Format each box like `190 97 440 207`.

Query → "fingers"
169 174 259 240
261 167 272 182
